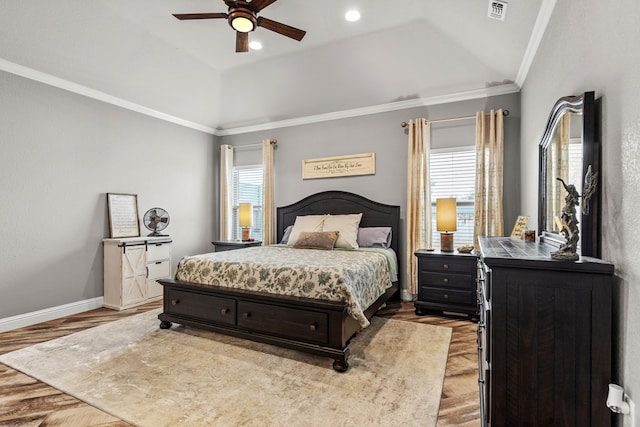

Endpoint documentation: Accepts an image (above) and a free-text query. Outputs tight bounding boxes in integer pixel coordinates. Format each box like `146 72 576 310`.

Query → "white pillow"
286 215 328 246
322 213 363 249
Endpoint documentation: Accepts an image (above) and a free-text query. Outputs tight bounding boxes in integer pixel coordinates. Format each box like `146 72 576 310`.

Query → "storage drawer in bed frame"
237 300 329 344
166 288 236 326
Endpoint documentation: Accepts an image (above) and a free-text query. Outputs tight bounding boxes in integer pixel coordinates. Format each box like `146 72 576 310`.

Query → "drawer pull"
171 299 179 306
243 312 251 319
443 263 449 270
221 308 229 315
443 294 449 299
309 323 317 332
155 261 162 265
443 277 449 284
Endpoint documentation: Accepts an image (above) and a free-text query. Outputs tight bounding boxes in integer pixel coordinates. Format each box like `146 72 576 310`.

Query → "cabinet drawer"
420 271 474 290
237 301 328 344
147 242 171 262
419 257 475 274
147 259 171 280
166 289 236 326
420 287 476 306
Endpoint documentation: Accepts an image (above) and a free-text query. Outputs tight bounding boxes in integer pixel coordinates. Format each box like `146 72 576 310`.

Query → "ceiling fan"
173 0 306 53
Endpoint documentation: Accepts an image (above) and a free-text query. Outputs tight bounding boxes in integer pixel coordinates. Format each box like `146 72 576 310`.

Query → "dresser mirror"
538 91 600 257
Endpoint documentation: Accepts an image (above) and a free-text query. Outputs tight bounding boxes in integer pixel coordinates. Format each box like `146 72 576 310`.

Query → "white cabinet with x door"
103 236 172 310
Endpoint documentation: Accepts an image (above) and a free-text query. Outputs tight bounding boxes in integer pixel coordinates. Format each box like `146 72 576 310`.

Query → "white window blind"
430 148 476 249
232 166 263 241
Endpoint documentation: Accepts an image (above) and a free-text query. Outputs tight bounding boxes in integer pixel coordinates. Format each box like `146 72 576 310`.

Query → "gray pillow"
280 225 293 244
357 227 392 248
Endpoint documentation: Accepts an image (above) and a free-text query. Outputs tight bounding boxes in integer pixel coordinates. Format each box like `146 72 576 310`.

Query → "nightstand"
414 249 478 321
212 240 262 252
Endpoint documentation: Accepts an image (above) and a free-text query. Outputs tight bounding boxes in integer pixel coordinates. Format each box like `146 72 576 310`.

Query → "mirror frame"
538 91 600 258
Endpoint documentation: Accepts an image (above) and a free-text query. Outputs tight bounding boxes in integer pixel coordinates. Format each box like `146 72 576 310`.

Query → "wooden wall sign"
302 153 375 179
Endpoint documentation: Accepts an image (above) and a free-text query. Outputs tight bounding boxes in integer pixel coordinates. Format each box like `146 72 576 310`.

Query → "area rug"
0 309 452 427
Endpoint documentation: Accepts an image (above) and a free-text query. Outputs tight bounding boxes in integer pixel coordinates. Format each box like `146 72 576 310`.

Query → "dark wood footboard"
158 278 398 372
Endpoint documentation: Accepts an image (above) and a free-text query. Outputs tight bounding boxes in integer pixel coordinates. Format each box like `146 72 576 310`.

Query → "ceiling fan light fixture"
228 7 257 32
231 16 254 32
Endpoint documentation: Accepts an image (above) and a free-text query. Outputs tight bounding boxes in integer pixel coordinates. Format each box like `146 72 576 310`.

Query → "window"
430 148 476 249
232 166 263 241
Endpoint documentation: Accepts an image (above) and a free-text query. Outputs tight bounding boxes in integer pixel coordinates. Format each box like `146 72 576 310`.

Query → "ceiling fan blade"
257 17 306 41
236 32 249 52
249 0 277 12
173 13 227 20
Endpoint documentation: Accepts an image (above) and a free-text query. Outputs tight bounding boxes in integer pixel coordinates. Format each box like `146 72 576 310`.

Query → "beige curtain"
473 110 504 247
406 119 432 297
219 144 234 240
547 113 570 229
262 139 276 245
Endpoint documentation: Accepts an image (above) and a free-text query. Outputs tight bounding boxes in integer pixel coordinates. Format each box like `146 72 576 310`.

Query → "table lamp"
239 202 253 241
436 198 457 252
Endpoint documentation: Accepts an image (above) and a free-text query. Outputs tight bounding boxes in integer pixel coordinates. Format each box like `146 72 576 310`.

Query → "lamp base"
241 227 251 242
440 232 454 252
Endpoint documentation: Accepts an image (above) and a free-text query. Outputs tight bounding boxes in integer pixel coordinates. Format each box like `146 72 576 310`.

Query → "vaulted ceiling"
0 0 547 133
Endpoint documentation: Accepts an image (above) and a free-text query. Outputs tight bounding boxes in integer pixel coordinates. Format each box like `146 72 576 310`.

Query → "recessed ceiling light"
249 41 262 50
345 10 360 22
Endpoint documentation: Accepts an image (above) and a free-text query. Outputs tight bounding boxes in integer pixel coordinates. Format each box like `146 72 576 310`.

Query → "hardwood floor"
0 301 480 426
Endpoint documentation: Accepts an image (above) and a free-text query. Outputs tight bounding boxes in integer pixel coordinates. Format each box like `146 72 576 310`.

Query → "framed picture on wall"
107 193 140 238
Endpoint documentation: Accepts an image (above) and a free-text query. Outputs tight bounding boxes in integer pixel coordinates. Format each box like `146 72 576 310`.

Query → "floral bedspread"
174 245 395 328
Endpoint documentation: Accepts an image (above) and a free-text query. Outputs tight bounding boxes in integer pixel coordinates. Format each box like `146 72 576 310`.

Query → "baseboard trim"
0 297 104 333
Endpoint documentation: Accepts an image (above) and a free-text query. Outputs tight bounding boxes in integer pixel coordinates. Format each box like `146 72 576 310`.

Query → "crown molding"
0 58 217 135
515 0 557 87
215 83 521 136
2 57 523 138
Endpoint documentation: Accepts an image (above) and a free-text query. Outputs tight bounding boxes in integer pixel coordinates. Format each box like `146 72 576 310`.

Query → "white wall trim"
1 57 522 138
216 83 521 136
0 58 216 135
515 0 557 87
0 297 104 333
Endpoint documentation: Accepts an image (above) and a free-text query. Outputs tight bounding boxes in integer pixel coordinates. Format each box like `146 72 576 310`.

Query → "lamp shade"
239 203 253 227
436 198 457 232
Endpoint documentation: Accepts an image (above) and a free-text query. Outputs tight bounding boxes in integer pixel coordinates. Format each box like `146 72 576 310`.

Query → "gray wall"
219 92 521 293
520 0 640 420
0 70 216 318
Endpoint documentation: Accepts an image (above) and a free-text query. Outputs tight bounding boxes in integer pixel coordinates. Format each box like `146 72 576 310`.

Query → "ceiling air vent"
488 0 508 21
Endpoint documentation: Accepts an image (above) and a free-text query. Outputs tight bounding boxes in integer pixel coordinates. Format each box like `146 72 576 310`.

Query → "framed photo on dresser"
107 193 140 238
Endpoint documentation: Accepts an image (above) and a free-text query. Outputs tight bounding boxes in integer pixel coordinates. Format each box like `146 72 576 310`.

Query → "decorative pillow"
286 214 328 247
293 231 339 250
280 225 293 244
322 213 363 249
357 227 393 248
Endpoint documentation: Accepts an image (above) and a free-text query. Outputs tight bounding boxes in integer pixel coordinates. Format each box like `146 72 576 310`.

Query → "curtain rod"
400 110 509 127
221 140 277 150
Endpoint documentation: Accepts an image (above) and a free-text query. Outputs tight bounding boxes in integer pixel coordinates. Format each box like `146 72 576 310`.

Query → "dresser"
477 237 613 427
414 250 479 320
212 240 262 252
103 236 172 310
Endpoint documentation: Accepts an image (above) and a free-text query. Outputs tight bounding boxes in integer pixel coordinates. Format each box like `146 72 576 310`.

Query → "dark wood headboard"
276 191 401 290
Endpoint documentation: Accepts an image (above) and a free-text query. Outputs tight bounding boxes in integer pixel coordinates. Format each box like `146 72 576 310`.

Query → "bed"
157 191 401 371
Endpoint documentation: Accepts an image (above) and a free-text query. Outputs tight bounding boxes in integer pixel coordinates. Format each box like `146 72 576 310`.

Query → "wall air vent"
488 0 508 21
